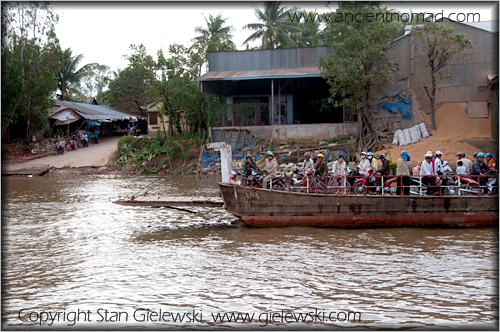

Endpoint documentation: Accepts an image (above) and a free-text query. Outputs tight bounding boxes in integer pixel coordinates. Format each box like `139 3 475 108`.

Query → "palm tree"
56 48 92 101
193 13 236 50
243 2 303 49
291 10 325 47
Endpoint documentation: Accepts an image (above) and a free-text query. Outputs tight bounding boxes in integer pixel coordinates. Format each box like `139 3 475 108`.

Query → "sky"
51 1 498 74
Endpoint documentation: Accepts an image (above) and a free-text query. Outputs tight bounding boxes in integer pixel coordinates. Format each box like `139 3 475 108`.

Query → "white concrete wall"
213 123 359 141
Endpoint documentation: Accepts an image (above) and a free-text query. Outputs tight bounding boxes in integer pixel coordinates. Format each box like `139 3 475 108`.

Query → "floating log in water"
113 196 224 208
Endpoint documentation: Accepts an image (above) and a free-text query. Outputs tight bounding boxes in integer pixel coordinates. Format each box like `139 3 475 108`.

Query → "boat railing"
265 173 498 197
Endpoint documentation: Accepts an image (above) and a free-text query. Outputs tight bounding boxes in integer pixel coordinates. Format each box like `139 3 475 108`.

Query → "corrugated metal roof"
461 20 498 33
207 46 331 72
50 101 136 121
49 110 80 125
198 67 322 81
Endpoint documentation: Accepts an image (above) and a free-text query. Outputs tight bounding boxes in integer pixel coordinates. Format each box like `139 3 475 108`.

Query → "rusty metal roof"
50 101 137 121
198 67 322 81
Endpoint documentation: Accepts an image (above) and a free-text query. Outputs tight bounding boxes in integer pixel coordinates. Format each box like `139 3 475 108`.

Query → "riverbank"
2 137 120 176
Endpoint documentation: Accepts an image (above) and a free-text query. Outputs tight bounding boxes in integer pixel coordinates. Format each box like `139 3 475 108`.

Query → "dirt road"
3 137 120 174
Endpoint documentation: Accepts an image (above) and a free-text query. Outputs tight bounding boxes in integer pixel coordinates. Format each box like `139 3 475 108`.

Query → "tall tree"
318 5 400 151
193 13 235 50
56 48 94 101
243 1 302 49
411 22 473 130
105 44 156 112
290 10 325 47
148 45 207 137
1 2 60 143
75 63 112 103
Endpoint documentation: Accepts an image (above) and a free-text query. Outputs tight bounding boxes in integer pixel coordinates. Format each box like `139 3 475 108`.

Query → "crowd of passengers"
242 149 496 195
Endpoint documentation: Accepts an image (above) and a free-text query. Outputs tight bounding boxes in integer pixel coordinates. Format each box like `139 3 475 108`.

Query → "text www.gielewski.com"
211 309 361 326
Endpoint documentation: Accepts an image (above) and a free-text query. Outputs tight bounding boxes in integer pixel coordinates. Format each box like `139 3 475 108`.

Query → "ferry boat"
218 182 498 228
209 142 498 228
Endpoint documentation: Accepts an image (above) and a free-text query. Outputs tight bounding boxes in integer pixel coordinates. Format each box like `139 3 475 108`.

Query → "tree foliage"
193 13 236 51
243 1 302 49
411 22 473 130
56 47 95 101
75 63 112 103
1 2 60 142
105 44 156 112
318 5 400 151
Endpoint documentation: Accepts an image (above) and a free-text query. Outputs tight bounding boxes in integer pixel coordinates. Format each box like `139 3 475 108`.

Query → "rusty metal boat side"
219 183 498 228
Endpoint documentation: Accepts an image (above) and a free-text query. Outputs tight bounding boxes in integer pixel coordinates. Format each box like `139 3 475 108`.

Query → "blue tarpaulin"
379 92 412 119
327 149 349 162
212 129 258 151
86 121 101 126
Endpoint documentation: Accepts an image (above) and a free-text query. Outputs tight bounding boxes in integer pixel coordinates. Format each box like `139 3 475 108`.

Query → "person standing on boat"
471 152 491 194
263 151 278 189
357 151 370 175
379 154 391 176
243 154 258 184
396 151 411 195
421 153 437 195
314 153 328 183
301 152 314 172
434 151 443 174
456 152 472 174
378 153 391 191
332 155 346 195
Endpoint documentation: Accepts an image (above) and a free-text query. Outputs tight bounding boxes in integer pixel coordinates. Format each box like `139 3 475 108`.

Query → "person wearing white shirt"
456 152 472 174
456 161 467 175
441 161 453 175
357 151 370 175
421 153 437 195
332 155 346 195
434 151 443 174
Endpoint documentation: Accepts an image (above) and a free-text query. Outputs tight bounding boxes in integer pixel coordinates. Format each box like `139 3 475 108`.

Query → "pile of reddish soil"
376 103 493 163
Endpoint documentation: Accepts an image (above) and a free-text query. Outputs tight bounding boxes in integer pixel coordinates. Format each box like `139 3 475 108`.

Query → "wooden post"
196 131 206 180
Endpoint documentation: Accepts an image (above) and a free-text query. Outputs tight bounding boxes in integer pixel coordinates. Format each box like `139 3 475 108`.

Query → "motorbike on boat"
352 167 398 195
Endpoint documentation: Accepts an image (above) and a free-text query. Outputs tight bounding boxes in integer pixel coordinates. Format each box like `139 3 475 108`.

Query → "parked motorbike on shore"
55 140 65 155
130 126 141 136
68 140 76 151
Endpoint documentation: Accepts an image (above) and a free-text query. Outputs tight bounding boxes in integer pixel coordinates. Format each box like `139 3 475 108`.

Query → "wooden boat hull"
219 183 498 228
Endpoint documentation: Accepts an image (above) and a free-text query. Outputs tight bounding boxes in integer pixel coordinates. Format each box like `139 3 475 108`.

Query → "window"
149 112 158 125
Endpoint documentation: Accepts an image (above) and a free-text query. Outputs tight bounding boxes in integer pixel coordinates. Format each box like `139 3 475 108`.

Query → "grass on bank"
115 132 204 173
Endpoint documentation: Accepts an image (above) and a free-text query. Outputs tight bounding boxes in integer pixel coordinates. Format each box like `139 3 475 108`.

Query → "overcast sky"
51 1 498 74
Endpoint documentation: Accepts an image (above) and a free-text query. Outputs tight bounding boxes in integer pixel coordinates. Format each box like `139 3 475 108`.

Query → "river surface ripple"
2 174 498 330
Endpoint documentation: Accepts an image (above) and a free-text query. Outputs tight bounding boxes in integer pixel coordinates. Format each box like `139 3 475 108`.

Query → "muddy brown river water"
2 174 498 330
